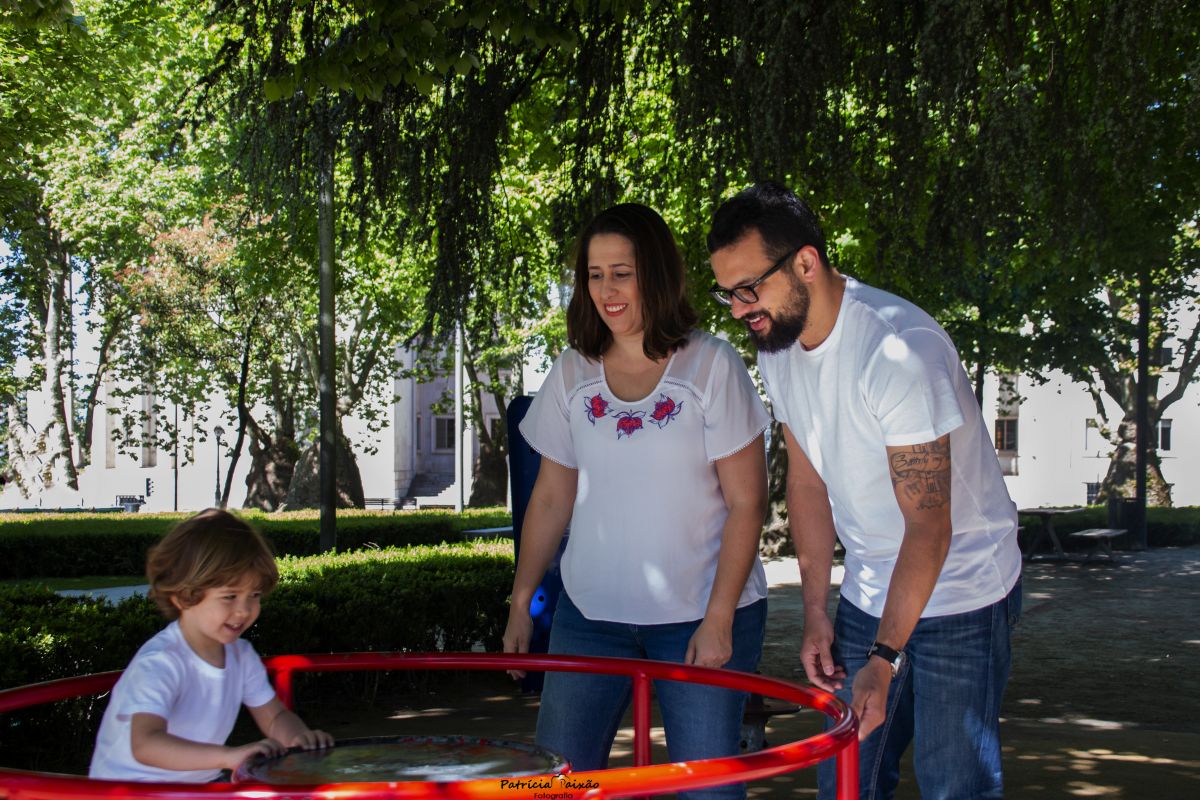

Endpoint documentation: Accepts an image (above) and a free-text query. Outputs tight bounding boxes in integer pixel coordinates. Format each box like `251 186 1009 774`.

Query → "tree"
1 0 201 493
1026 0 1200 506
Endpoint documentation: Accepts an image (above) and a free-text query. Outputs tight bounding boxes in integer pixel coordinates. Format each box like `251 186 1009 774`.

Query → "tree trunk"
469 436 508 506
41 241 78 490
760 421 792 557
462 344 510 507
220 326 257 508
316 102 338 551
1099 415 1172 507
244 430 301 511
283 430 364 510
74 316 122 469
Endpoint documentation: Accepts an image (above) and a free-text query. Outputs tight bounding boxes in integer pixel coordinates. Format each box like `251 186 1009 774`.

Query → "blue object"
506 395 568 692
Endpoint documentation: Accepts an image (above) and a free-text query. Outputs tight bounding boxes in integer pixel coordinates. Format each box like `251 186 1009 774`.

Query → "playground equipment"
0 652 858 799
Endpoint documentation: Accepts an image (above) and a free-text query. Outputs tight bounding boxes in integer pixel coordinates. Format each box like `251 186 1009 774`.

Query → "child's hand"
225 738 284 771
285 729 334 751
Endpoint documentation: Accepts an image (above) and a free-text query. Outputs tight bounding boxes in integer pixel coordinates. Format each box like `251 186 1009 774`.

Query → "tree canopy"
2 0 1197 509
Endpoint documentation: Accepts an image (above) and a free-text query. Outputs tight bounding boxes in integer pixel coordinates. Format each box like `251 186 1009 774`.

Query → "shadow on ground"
308 546 1200 797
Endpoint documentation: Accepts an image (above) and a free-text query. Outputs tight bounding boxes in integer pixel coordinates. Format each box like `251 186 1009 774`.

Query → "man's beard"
747 277 810 353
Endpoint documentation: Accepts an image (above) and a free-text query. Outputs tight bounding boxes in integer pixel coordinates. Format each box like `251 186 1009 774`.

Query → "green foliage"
5 0 1198 507
0 540 514 771
0 584 161 772
1017 506 1200 549
253 540 514 655
0 508 512 579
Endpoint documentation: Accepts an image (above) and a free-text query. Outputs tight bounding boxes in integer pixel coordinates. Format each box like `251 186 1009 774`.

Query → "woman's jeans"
817 579 1023 800
535 592 767 800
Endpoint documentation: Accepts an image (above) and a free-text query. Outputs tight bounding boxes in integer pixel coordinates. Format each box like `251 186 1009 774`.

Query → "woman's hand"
502 605 534 679
685 616 733 668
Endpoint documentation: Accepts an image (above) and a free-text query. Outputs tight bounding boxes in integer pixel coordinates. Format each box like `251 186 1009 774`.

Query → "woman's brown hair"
146 508 279 620
566 203 697 360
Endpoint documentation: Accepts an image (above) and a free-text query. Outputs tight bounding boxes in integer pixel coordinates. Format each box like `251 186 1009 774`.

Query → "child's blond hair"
146 509 279 620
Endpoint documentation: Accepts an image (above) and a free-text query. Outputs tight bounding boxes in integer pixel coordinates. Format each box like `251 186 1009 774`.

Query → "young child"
89 509 333 782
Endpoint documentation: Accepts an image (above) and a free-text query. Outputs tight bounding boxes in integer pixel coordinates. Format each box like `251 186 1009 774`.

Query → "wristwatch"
867 640 905 676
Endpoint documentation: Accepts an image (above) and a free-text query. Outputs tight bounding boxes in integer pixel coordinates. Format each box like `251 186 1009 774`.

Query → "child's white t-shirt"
89 621 277 782
520 330 771 625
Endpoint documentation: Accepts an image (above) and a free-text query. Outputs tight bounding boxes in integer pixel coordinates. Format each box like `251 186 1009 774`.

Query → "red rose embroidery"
615 410 645 439
584 393 609 425
649 393 683 429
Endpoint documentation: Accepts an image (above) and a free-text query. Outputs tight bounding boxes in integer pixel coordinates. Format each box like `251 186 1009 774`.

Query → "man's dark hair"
567 203 697 361
706 182 830 268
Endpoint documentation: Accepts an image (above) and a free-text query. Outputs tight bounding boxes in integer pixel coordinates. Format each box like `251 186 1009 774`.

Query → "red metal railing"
0 652 858 799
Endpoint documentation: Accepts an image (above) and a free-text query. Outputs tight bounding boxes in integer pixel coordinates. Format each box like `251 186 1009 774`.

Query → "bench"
461 526 514 539
1067 528 1125 561
362 497 397 510
740 692 802 752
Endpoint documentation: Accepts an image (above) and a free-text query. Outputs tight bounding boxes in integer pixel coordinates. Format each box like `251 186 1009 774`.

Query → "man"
707 183 1022 800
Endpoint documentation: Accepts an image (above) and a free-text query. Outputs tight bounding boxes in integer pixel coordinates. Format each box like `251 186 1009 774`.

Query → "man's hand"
685 616 733 668
850 657 892 740
800 612 845 692
502 606 534 679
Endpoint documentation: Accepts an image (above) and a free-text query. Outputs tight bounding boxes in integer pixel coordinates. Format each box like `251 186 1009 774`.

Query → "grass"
1 574 145 591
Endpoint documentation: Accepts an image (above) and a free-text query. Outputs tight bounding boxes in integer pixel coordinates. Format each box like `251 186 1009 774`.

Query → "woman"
503 203 770 799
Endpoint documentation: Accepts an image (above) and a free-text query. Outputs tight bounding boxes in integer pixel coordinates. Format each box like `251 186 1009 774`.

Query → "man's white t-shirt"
759 277 1021 617
520 330 771 625
89 621 277 782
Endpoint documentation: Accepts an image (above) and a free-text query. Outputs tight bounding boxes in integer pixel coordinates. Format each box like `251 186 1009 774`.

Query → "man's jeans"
817 580 1022 800
535 592 767 800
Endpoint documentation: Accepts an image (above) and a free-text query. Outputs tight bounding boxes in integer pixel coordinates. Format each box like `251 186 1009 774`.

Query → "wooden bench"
1067 528 1125 561
362 497 397 510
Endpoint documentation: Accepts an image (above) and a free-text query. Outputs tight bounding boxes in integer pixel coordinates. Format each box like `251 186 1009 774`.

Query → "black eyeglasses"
709 247 798 306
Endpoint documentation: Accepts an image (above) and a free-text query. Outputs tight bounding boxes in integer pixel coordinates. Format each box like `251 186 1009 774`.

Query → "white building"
2 337 1195 512
982 368 1197 509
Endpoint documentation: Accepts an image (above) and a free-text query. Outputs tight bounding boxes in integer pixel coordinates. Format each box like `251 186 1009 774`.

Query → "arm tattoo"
889 439 951 511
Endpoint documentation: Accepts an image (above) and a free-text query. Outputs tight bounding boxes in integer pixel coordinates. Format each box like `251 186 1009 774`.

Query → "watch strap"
867 640 904 674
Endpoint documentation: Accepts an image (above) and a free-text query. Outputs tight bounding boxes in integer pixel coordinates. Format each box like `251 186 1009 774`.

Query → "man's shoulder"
844 278 946 340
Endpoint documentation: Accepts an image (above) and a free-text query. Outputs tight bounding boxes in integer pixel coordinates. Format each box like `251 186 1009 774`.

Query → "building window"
415 415 422 451
994 418 1018 452
434 416 455 451
488 416 503 445
1085 482 1102 505
1155 419 1172 451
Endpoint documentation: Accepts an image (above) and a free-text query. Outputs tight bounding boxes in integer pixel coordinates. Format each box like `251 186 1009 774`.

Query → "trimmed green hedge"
1018 505 1200 549
0 540 515 771
0 508 512 579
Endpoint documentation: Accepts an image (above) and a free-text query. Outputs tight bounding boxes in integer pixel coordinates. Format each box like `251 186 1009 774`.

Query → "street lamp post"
213 425 225 508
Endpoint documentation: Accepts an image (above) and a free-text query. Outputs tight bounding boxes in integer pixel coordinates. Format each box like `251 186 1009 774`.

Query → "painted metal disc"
234 735 569 784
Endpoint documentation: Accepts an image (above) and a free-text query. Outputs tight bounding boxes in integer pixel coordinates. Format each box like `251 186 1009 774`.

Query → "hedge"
1018 505 1200 549
0 540 515 772
0 508 512 579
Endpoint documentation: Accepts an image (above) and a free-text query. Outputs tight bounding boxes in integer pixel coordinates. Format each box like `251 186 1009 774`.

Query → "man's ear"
792 245 823 283
169 594 186 612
